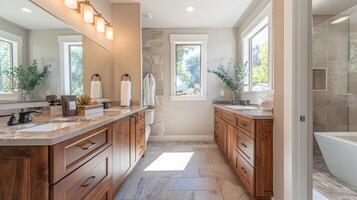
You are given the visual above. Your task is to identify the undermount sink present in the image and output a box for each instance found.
[224,105,259,110]
[17,122,79,133]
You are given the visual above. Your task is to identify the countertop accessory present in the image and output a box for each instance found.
[18,110,39,124]
[0,113,18,126]
[61,96,77,117]
[121,73,132,107]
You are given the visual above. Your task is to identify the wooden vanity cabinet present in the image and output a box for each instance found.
[0,110,147,200]
[214,107,273,200]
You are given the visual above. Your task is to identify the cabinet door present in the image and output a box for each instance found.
[0,146,49,200]
[112,117,131,192]
[130,115,137,165]
[227,126,237,164]
[214,117,222,146]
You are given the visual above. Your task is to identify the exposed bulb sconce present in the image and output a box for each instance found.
[64,0,78,9]
[106,26,113,40]
[95,16,105,33]
[81,3,94,24]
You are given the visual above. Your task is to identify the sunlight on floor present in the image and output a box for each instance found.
[144,152,194,171]
[313,189,329,200]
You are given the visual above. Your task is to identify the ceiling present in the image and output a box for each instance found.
[111,0,254,28]
[0,0,69,30]
[313,0,357,15]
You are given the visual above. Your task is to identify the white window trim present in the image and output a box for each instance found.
[0,29,22,99]
[58,35,82,95]
[170,34,208,101]
[241,2,273,93]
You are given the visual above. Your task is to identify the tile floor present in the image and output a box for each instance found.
[313,155,357,200]
[114,141,249,200]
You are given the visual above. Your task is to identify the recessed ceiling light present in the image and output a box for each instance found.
[331,16,349,24]
[21,8,32,13]
[186,6,195,12]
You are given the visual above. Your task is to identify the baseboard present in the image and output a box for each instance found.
[148,134,214,141]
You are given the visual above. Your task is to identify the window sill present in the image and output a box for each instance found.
[170,96,208,101]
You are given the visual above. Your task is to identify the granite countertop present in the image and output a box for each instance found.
[214,104,274,119]
[0,106,147,146]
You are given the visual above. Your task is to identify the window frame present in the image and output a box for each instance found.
[241,3,273,93]
[58,35,83,95]
[170,34,208,101]
[0,29,22,99]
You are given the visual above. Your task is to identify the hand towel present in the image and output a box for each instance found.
[90,80,102,99]
[121,80,132,106]
[143,74,156,106]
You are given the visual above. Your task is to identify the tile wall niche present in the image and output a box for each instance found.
[142,30,165,136]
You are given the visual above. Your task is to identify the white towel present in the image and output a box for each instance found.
[121,81,132,106]
[90,81,102,99]
[143,74,156,106]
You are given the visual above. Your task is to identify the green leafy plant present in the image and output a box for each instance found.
[208,61,248,93]
[8,60,50,92]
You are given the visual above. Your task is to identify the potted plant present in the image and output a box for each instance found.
[208,61,248,103]
[7,60,50,101]
[77,95,103,116]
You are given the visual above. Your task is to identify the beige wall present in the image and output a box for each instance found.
[83,36,112,98]
[0,17,29,67]
[143,28,237,137]
[112,3,142,103]
[31,0,112,52]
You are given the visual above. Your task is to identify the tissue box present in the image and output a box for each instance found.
[77,104,104,117]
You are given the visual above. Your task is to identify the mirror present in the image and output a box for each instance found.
[0,0,112,103]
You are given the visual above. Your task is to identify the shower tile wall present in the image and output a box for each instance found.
[313,17,350,155]
[142,30,165,136]
[348,21,357,131]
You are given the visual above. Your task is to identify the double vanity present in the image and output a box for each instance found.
[214,104,273,200]
[0,107,147,200]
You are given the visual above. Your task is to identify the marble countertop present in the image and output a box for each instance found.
[0,106,147,146]
[214,104,274,119]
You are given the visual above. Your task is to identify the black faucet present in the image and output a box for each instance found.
[0,113,18,126]
[18,110,40,124]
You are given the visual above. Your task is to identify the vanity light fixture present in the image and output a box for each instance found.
[106,26,113,40]
[186,6,195,12]
[64,0,78,9]
[21,8,32,13]
[95,16,105,33]
[331,16,349,24]
[81,3,94,24]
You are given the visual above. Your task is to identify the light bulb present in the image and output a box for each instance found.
[82,4,94,24]
[64,0,78,9]
[106,26,113,40]
[95,17,105,33]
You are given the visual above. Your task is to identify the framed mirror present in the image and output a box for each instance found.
[0,0,112,104]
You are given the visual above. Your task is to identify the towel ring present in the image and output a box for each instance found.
[91,74,102,81]
[121,73,131,81]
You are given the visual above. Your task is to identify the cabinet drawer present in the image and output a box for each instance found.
[235,151,254,195]
[237,129,255,166]
[84,180,112,200]
[214,107,221,117]
[51,147,112,200]
[214,117,221,133]
[51,124,112,183]
[136,131,146,158]
[237,116,254,138]
[137,121,145,135]
[221,109,236,125]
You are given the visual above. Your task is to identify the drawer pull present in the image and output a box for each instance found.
[81,176,96,187]
[241,167,247,174]
[241,143,248,148]
[241,123,248,127]
[77,141,97,150]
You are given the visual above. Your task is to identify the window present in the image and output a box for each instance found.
[170,34,208,101]
[58,35,83,96]
[0,30,21,95]
[242,8,272,93]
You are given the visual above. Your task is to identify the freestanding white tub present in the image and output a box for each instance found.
[314,132,357,190]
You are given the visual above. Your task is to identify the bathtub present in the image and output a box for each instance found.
[314,132,357,190]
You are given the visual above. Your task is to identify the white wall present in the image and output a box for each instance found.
[144,28,237,138]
